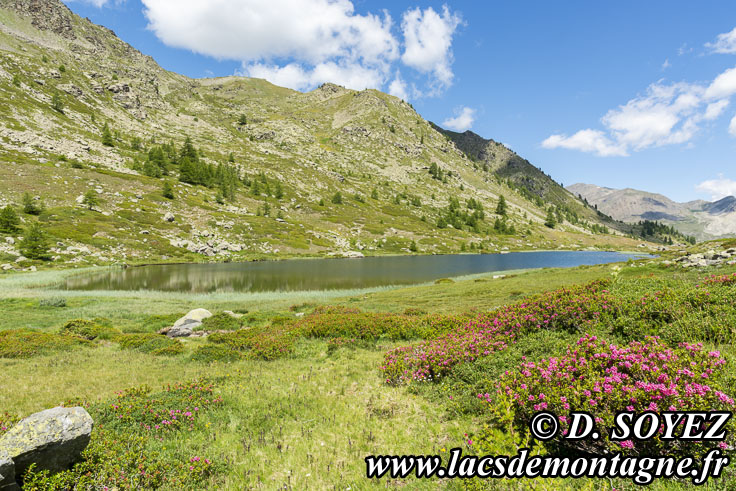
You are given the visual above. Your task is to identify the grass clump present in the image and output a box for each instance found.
[0,329,91,358]
[208,326,294,361]
[38,296,66,308]
[59,318,121,340]
[190,344,242,363]
[118,333,184,356]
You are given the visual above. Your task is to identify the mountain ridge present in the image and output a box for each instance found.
[567,183,736,240]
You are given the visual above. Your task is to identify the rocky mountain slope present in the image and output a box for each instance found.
[567,183,736,240]
[0,0,654,269]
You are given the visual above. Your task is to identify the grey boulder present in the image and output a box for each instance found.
[0,407,93,478]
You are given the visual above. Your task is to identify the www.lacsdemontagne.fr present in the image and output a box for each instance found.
[365,448,730,485]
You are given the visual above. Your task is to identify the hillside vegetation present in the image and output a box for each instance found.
[0,0,659,271]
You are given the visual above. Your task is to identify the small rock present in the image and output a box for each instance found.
[0,407,93,478]
[1,265,12,271]
[4,238,13,245]
[14,257,26,263]
[163,212,175,222]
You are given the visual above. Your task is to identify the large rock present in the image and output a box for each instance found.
[162,309,212,338]
[0,407,93,478]
[0,451,18,491]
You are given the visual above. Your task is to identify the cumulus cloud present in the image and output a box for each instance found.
[542,61,736,156]
[706,27,736,54]
[387,71,409,100]
[696,175,736,200]
[243,61,386,92]
[542,129,627,157]
[401,5,462,90]
[704,99,729,120]
[140,0,461,98]
[441,106,476,132]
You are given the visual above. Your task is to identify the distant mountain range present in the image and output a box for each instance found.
[567,183,736,240]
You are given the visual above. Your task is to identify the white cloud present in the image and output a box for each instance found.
[441,106,476,132]
[243,61,385,92]
[704,66,736,99]
[142,0,397,64]
[542,62,736,156]
[542,129,627,157]
[705,99,730,120]
[387,71,409,100]
[141,0,460,98]
[662,58,671,70]
[696,175,736,200]
[730,114,736,136]
[401,5,462,90]
[706,27,736,54]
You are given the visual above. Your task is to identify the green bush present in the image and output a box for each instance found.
[0,329,91,358]
[118,333,183,356]
[208,326,294,361]
[199,312,242,332]
[190,344,242,363]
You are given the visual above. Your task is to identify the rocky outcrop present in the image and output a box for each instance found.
[673,248,736,268]
[0,407,93,481]
[160,308,212,337]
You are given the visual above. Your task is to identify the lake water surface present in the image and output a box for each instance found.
[63,251,647,294]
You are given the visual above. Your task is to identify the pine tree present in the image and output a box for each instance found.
[331,192,343,204]
[22,193,42,215]
[545,209,556,228]
[0,206,20,234]
[19,222,50,260]
[238,114,248,125]
[82,190,99,210]
[409,240,418,252]
[496,195,507,216]
[101,122,114,147]
[162,181,175,199]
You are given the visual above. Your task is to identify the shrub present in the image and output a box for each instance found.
[24,380,224,489]
[382,280,616,384]
[118,333,184,356]
[198,312,242,332]
[493,334,736,459]
[22,192,42,215]
[38,296,66,308]
[0,329,90,358]
[60,319,121,341]
[96,379,223,434]
[190,344,242,363]
[208,326,294,361]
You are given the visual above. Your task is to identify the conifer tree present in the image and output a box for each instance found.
[19,222,50,260]
[22,192,42,215]
[0,206,20,234]
[496,195,507,216]
[102,122,114,147]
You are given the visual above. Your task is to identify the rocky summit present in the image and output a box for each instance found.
[0,0,664,271]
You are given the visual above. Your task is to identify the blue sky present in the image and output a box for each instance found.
[63,0,736,202]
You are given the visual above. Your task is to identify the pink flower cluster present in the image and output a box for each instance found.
[494,334,735,456]
[382,281,615,384]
